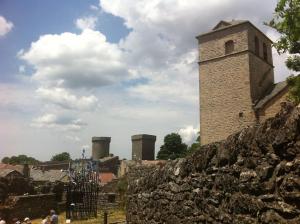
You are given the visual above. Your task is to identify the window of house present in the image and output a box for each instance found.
[225,40,234,54]
[255,36,259,56]
[263,43,268,61]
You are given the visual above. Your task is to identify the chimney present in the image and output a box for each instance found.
[23,163,30,178]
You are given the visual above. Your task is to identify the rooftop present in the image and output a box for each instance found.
[99,172,116,185]
[255,80,289,110]
[196,20,273,43]
[0,168,23,178]
[30,168,69,182]
[0,163,23,173]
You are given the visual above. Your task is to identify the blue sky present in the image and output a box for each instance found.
[0,0,290,161]
[0,0,129,82]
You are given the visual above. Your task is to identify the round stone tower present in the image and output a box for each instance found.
[92,137,111,160]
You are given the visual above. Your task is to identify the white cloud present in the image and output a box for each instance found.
[0,83,37,113]
[90,5,99,11]
[101,0,279,68]
[100,0,288,105]
[19,29,129,89]
[19,65,26,73]
[75,16,98,30]
[265,29,291,82]
[178,125,199,145]
[31,113,87,131]
[7,0,291,161]
[36,87,99,111]
[0,16,13,37]
[66,135,81,142]
[127,50,198,105]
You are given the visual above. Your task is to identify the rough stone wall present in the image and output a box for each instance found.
[0,194,57,222]
[259,91,289,122]
[127,103,300,224]
[200,53,256,145]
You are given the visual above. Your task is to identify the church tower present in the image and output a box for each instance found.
[196,20,274,145]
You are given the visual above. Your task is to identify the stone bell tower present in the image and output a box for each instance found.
[196,20,274,145]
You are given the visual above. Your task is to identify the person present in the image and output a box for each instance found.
[12,218,20,224]
[0,217,6,224]
[24,217,31,224]
[41,215,50,224]
[49,210,58,224]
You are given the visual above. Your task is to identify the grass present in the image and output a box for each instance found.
[31,208,126,224]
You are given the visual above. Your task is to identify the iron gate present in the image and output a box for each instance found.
[66,156,100,220]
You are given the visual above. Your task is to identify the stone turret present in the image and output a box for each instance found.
[131,134,156,160]
[92,137,111,160]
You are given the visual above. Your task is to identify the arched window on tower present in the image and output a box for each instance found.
[255,36,260,56]
[263,43,268,61]
[225,40,234,54]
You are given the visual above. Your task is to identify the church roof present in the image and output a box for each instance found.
[254,80,289,110]
[196,20,273,43]
[212,20,247,30]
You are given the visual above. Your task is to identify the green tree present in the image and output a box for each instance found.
[266,0,300,70]
[266,0,300,103]
[117,177,128,208]
[157,133,188,160]
[187,133,201,155]
[50,152,71,162]
[1,155,39,165]
[287,75,300,103]
[1,157,10,164]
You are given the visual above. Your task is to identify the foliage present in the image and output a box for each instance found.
[287,75,300,103]
[1,154,39,165]
[266,0,300,59]
[187,133,201,155]
[157,133,188,160]
[266,0,300,103]
[50,152,71,161]
[117,177,128,208]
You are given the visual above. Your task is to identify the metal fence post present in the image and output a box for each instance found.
[103,211,108,224]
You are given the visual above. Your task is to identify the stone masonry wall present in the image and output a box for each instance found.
[248,25,274,103]
[127,103,300,223]
[199,23,256,145]
[198,22,275,145]
[0,194,57,222]
[259,91,289,122]
[200,52,256,145]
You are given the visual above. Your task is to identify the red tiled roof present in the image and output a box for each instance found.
[0,163,23,173]
[99,172,116,184]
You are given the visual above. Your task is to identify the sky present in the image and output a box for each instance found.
[0,0,291,161]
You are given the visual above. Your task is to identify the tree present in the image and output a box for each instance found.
[266,0,300,70]
[1,155,39,165]
[157,133,188,160]
[1,157,10,164]
[51,152,71,162]
[187,132,201,155]
[266,0,300,102]
[286,75,300,103]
